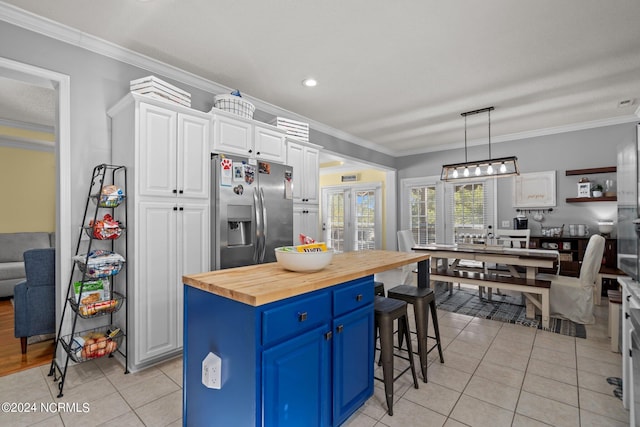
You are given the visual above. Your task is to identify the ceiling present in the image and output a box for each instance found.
[2,0,640,163]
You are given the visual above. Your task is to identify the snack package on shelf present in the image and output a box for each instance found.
[70,328,122,360]
[88,213,122,240]
[73,250,125,278]
[97,185,124,207]
[73,279,110,305]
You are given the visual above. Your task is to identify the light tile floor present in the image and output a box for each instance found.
[0,269,629,426]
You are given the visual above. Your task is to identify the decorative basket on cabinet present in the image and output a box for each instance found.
[213,94,255,119]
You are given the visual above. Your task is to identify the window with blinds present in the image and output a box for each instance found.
[408,184,437,244]
[452,182,485,228]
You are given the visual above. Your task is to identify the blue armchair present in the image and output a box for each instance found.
[14,248,56,354]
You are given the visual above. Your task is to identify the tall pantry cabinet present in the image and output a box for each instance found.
[287,139,321,241]
[108,93,210,371]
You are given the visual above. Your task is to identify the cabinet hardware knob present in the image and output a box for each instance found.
[324,331,333,340]
[248,149,253,154]
[173,206,178,211]
[298,312,308,322]
[355,294,363,302]
[179,190,184,194]
[179,207,184,211]
[628,295,631,302]
[173,189,177,193]
[256,152,261,155]
[336,325,344,333]
[626,312,630,319]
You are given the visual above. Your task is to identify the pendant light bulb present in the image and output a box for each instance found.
[463,167,469,177]
[452,169,459,178]
[500,162,507,173]
[487,164,494,175]
[475,165,481,176]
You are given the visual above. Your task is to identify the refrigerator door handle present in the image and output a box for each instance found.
[253,187,261,264]
[260,188,267,262]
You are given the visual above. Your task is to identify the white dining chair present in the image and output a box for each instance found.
[492,229,531,249]
[536,234,605,324]
[397,230,416,285]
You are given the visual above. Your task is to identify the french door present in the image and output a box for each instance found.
[321,184,382,253]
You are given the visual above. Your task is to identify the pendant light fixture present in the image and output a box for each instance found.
[441,106,519,181]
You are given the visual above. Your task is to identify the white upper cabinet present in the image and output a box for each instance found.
[287,139,320,204]
[254,124,285,162]
[212,114,252,156]
[211,112,286,163]
[138,101,210,199]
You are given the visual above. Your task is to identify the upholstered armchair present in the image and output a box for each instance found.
[537,234,605,324]
[14,248,56,354]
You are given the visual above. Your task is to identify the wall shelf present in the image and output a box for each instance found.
[565,166,617,202]
[565,166,616,176]
[566,196,617,203]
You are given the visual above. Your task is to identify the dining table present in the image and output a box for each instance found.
[412,243,560,328]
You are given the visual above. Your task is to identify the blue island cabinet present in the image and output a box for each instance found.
[183,276,375,427]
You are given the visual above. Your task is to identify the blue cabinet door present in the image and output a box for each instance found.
[263,324,332,427]
[332,305,375,425]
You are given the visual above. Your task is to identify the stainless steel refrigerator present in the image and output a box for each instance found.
[211,153,294,269]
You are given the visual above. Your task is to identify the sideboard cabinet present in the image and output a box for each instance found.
[529,235,617,289]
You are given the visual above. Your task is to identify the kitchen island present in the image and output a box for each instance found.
[182,250,430,427]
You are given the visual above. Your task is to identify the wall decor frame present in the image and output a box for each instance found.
[513,170,556,207]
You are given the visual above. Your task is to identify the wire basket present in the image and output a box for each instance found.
[69,291,125,318]
[213,94,255,119]
[61,325,124,363]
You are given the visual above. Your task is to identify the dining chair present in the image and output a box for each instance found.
[492,229,530,249]
[397,230,416,285]
[536,234,605,324]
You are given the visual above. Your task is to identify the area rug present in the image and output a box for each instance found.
[432,282,587,338]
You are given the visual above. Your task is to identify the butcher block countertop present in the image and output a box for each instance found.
[183,250,430,306]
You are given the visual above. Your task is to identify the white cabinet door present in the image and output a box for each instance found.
[213,115,252,156]
[293,204,320,242]
[254,125,285,163]
[178,114,210,199]
[139,103,177,197]
[287,142,305,202]
[136,201,208,364]
[302,146,320,204]
[287,141,320,204]
[176,203,209,345]
[136,202,179,365]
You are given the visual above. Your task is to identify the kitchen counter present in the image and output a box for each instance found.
[183,250,430,426]
[183,249,431,306]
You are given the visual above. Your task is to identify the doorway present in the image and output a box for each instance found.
[321,184,382,253]
[0,56,71,374]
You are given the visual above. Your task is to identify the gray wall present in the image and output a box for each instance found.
[396,123,638,237]
[2,18,636,244]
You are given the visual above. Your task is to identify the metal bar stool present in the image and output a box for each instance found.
[387,284,444,383]
[374,295,419,416]
[374,281,385,297]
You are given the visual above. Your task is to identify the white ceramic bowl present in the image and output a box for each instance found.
[274,247,334,272]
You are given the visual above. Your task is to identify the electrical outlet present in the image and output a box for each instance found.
[501,220,510,228]
[202,352,222,389]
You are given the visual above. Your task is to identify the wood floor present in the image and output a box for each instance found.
[0,298,54,377]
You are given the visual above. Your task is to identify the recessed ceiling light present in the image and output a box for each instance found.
[302,78,317,87]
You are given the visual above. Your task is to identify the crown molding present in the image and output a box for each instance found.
[0,134,54,152]
[0,117,54,133]
[0,2,395,156]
